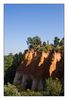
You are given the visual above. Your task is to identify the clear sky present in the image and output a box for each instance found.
[4,4,64,55]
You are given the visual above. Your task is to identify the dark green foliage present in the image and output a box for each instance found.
[4,54,13,75]
[4,78,63,96]
[4,83,42,96]
[4,83,21,96]
[54,37,60,47]
[44,78,62,96]
[54,37,64,47]
[4,52,23,84]
[43,41,46,46]
[59,37,64,46]
[26,36,41,50]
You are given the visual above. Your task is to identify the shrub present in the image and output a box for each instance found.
[4,83,42,96]
[4,83,21,96]
[4,78,63,96]
[44,78,62,96]
[21,89,42,96]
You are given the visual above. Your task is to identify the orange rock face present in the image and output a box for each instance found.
[14,49,64,87]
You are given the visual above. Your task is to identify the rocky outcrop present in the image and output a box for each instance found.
[13,49,64,91]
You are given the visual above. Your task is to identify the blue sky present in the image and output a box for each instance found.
[4,4,64,55]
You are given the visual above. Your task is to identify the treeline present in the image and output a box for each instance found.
[4,52,24,84]
[26,36,64,51]
[4,36,64,96]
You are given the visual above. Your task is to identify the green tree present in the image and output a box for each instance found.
[4,52,23,84]
[26,36,41,50]
[54,37,60,47]
[59,37,64,46]
[43,41,46,46]
[4,54,13,75]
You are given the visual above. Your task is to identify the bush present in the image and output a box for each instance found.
[44,78,62,96]
[4,78,63,96]
[21,89,42,96]
[4,83,21,96]
[4,83,42,96]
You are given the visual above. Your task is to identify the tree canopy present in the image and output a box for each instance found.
[54,36,60,47]
[26,36,41,50]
